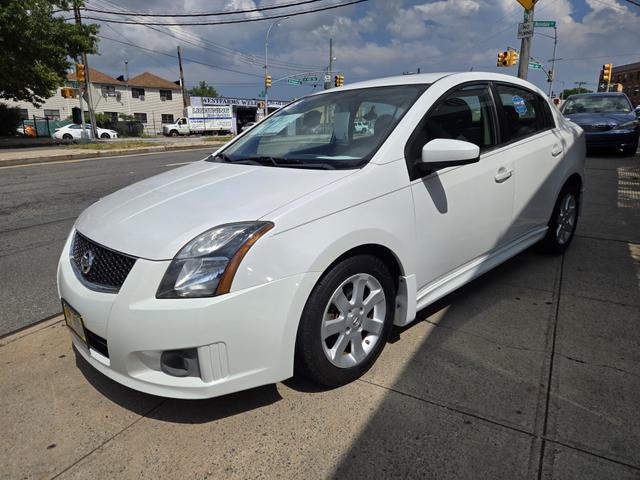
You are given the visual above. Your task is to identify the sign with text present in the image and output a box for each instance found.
[534,20,556,27]
[517,22,534,39]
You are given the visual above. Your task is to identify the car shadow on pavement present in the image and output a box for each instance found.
[74,348,283,424]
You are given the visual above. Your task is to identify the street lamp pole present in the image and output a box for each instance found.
[264,17,288,117]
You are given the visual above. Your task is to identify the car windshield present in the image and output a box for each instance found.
[210,84,428,169]
[562,95,631,114]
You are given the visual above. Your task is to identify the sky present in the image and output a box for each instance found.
[81,0,640,101]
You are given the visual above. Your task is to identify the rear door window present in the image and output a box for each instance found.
[495,84,547,143]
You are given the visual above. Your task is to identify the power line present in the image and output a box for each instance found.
[86,0,325,71]
[78,0,368,26]
[97,35,265,78]
[83,0,329,17]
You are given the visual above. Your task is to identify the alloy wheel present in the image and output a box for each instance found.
[556,193,577,245]
[321,273,386,368]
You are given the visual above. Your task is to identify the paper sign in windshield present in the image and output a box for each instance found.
[512,96,528,115]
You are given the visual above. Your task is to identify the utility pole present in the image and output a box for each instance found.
[574,80,588,92]
[547,26,557,97]
[124,59,131,115]
[517,6,534,80]
[325,38,333,90]
[177,46,187,108]
[73,2,97,139]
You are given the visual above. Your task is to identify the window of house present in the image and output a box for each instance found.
[134,112,148,123]
[495,84,547,143]
[104,112,118,122]
[17,109,29,120]
[160,90,173,101]
[161,114,174,123]
[132,88,145,98]
[44,109,60,120]
[101,86,116,97]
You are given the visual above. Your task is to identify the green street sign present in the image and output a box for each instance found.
[258,90,265,98]
[534,20,556,27]
[302,76,319,83]
[528,62,543,70]
[287,78,303,85]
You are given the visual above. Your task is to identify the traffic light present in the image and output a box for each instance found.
[507,50,519,66]
[602,64,612,83]
[60,87,78,98]
[265,75,272,88]
[497,51,509,67]
[75,63,86,83]
[334,74,344,87]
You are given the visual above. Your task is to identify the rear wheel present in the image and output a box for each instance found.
[295,255,395,387]
[537,184,579,255]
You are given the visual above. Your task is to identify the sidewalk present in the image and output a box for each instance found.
[1,155,638,479]
[0,138,225,167]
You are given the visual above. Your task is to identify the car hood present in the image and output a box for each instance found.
[563,112,635,126]
[76,160,354,260]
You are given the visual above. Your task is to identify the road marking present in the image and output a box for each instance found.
[165,161,196,167]
[0,147,213,171]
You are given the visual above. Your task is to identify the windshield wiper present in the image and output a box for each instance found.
[209,152,232,163]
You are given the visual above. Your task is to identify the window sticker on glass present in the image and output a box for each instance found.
[512,95,528,116]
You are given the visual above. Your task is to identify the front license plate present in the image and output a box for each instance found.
[62,300,86,344]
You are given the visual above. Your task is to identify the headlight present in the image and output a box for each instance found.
[156,222,273,298]
[615,119,639,129]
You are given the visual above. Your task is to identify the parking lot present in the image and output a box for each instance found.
[1,152,639,479]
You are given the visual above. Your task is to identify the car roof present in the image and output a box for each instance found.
[566,92,627,98]
[309,71,549,98]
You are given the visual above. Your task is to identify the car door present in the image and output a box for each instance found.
[407,82,515,292]
[493,83,562,239]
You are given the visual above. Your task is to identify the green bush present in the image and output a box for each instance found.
[0,103,23,136]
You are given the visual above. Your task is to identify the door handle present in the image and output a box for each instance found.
[494,167,513,183]
[551,144,563,157]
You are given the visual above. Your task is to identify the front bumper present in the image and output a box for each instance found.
[57,233,319,399]
[583,129,639,148]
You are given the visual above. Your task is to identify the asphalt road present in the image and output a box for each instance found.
[0,148,213,337]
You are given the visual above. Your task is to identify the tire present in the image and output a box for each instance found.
[537,183,580,255]
[295,254,396,387]
[100,133,110,139]
[170,130,179,137]
[62,134,73,140]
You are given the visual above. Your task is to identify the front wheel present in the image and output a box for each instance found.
[295,255,395,387]
[100,133,110,139]
[537,185,579,255]
[170,130,179,137]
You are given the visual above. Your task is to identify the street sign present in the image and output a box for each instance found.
[258,90,265,98]
[324,74,331,82]
[287,79,303,85]
[528,62,543,70]
[302,76,319,83]
[517,22,534,39]
[534,20,556,27]
[515,0,538,10]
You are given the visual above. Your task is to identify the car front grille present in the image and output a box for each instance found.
[581,124,614,132]
[71,232,137,293]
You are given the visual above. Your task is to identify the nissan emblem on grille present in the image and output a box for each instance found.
[71,232,137,293]
[80,250,95,274]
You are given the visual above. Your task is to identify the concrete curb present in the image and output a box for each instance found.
[0,142,223,168]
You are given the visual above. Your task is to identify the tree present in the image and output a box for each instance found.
[187,81,219,98]
[0,1,98,106]
[560,87,593,98]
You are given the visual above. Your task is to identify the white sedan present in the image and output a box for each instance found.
[58,72,585,399]
[53,124,118,140]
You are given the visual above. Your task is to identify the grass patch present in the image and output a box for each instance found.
[203,135,233,142]
[66,140,162,150]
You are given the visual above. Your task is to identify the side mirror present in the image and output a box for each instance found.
[420,138,480,170]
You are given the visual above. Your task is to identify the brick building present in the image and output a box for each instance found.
[610,61,640,107]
